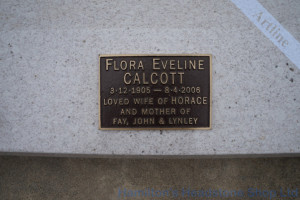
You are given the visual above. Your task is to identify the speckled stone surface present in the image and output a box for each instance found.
[0,0,299,156]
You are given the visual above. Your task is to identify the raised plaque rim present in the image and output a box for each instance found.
[98,54,212,130]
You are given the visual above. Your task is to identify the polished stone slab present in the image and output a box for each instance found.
[0,0,299,156]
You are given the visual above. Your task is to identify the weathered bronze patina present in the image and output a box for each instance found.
[99,54,211,130]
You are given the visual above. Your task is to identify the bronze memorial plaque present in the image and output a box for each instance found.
[99,54,211,130]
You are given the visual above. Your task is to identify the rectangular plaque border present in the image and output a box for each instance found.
[98,54,212,130]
